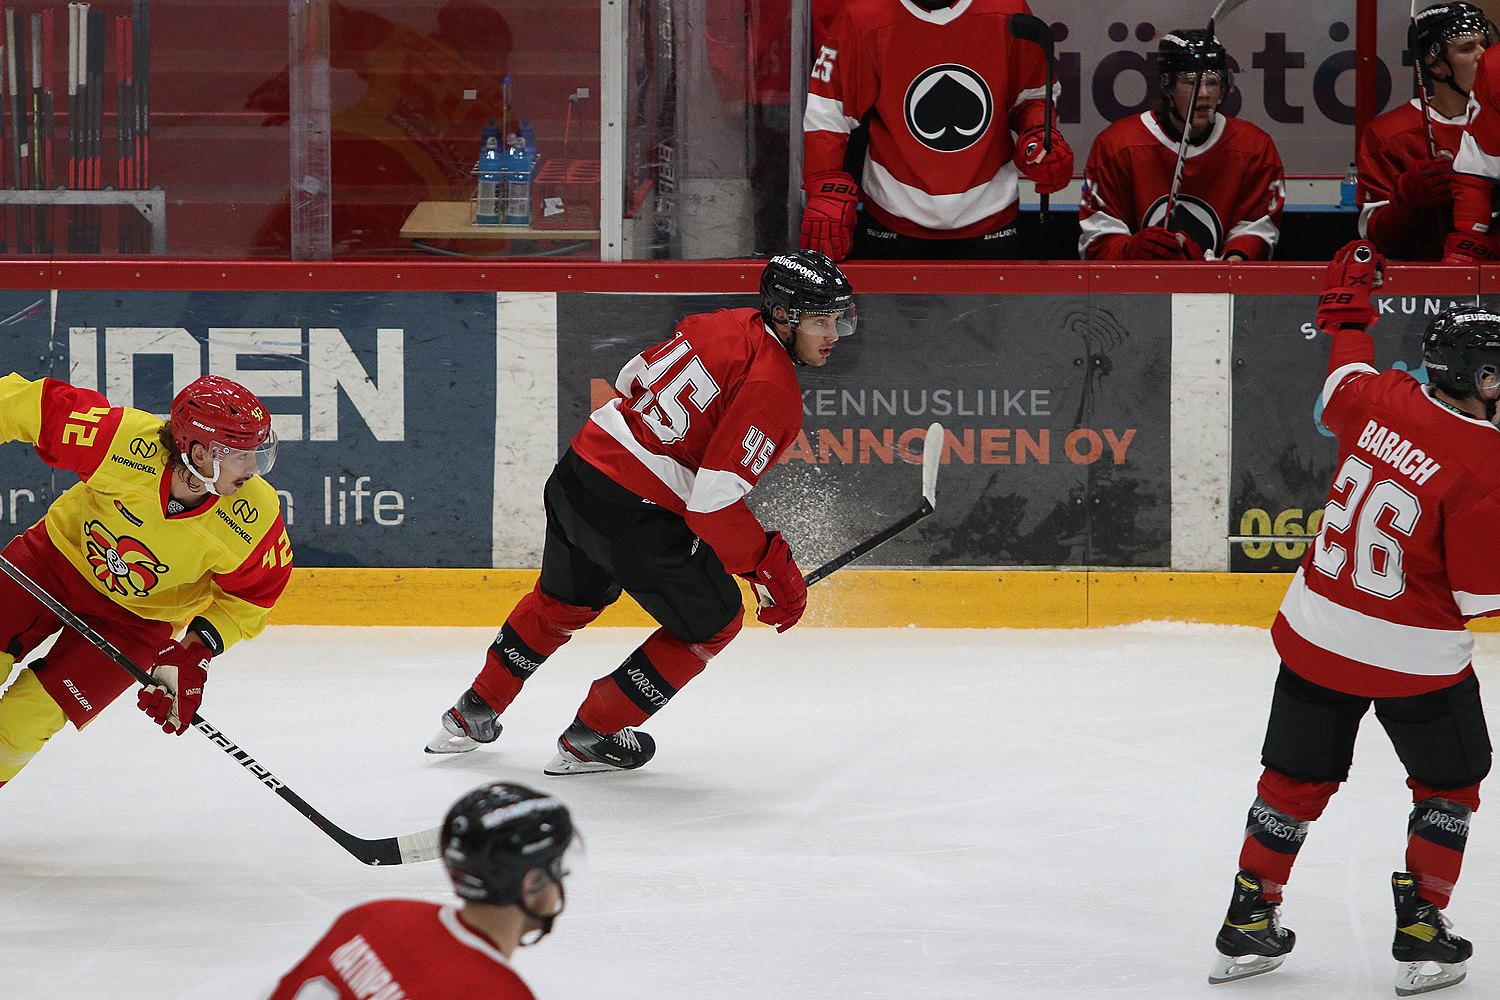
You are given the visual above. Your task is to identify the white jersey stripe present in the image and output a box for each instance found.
[1454,588,1500,616]
[1321,362,1377,408]
[804,92,859,136]
[438,904,513,967]
[589,399,696,504]
[1455,129,1500,181]
[862,156,1020,230]
[1279,568,1473,676]
[688,467,756,515]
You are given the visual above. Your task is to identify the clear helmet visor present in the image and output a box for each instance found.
[214,431,279,477]
[802,303,858,339]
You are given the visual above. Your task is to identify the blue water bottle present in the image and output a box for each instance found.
[1339,162,1357,210]
[502,135,533,226]
[475,118,502,225]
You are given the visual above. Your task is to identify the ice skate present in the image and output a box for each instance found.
[1392,872,1470,996]
[1208,871,1296,985]
[424,688,503,755]
[543,716,656,775]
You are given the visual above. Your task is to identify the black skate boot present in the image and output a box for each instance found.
[543,716,656,775]
[1392,871,1471,996]
[424,688,503,755]
[1208,871,1296,985]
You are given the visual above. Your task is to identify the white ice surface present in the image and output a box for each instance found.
[3,623,1498,1000]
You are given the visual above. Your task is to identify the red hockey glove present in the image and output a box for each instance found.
[799,171,858,262]
[1443,229,1500,265]
[744,531,807,633]
[1393,157,1455,214]
[1014,126,1074,195]
[1121,226,1202,261]
[1316,239,1384,332]
[136,640,210,735]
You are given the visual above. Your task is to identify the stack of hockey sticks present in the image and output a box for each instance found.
[116,0,147,253]
[66,1,105,253]
[0,553,442,866]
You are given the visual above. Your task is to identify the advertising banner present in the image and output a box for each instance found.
[1228,291,1487,572]
[557,291,1172,569]
[0,291,496,567]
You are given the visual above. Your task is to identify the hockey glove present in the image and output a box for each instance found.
[136,640,210,735]
[799,171,859,262]
[1121,226,1202,261]
[1443,229,1500,265]
[1393,158,1455,214]
[1014,125,1074,195]
[1316,239,1384,332]
[744,531,807,633]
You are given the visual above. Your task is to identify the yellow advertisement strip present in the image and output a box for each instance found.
[276,568,1481,630]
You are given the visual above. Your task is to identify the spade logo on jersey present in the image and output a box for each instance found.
[82,520,170,597]
[904,64,993,153]
[1142,194,1222,259]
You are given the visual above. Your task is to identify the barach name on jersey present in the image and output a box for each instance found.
[1355,419,1442,486]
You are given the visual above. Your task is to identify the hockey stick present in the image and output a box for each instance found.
[1409,0,1439,159]
[1164,0,1253,230]
[803,421,942,586]
[1008,13,1056,238]
[0,553,442,866]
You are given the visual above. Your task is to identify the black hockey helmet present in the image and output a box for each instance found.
[759,250,857,342]
[1423,305,1500,398]
[1412,3,1495,70]
[442,782,576,908]
[1158,28,1233,94]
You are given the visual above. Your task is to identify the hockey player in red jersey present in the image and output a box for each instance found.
[1362,3,1491,261]
[426,251,856,772]
[0,373,290,788]
[800,0,1071,261]
[1446,9,1500,262]
[1079,29,1284,262]
[270,782,576,1000]
[1209,241,1494,996]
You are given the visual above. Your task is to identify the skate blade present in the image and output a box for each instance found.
[1209,952,1286,985]
[424,729,481,755]
[1396,960,1466,996]
[543,748,622,776]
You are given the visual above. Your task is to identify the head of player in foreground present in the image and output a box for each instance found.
[1422,304,1500,421]
[759,249,857,368]
[442,781,580,953]
[166,375,278,499]
[1157,29,1233,141]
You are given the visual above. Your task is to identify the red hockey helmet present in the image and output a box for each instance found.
[169,375,278,477]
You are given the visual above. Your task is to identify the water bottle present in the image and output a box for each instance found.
[474,118,502,225]
[502,135,533,226]
[1339,162,1357,209]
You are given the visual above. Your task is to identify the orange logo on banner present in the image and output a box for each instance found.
[82,520,170,597]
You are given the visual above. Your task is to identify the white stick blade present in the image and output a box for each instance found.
[922,421,942,507]
[397,826,443,864]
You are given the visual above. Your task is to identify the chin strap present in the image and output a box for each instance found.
[181,455,224,496]
[516,876,566,947]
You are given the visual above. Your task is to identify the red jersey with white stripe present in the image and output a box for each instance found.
[268,900,537,1000]
[1271,330,1500,698]
[1358,99,1465,260]
[569,308,803,575]
[803,0,1052,240]
[1453,46,1500,232]
[1079,111,1285,260]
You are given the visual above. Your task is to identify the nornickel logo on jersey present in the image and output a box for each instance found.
[904,64,993,153]
[129,437,159,460]
[232,498,259,524]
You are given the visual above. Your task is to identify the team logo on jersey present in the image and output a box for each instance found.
[231,498,259,524]
[112,499,144,527]
[904,64,992,152]
[82,520,169,597]
[129,437,158,459]
[1142,195,1222,259]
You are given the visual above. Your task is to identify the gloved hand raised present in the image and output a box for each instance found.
[136,639,211,735]
[799,171,859,262]
[743,531,807,633]
[1316,239,1385,332]
[1122,226,1203,261]
[1014,125,1074,195]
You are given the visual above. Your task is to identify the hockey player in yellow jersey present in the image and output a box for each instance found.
[0,372,292,787]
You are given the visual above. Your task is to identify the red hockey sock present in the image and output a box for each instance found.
[1404,781,1479,909]
[472,582,603,713]
[577,614,742,733]
[1238,768,1338,903]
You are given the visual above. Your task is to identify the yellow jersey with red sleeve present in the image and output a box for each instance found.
[0,373,292,650]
